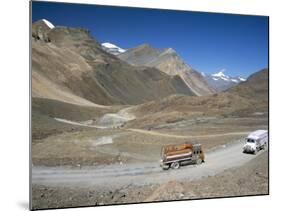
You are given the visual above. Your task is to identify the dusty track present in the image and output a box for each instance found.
[127,129,251,139]
[54,116,251,139]
[54,107,135,129]
[32,140,267,188]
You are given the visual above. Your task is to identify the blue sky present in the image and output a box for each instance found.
[32,1,268,78]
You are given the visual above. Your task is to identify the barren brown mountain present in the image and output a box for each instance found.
[228,68,268,100]
[32,20,197,107]
[126,68,268,129]
[118,44,215,96]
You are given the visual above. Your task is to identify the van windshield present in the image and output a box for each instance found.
[247,139,255,143]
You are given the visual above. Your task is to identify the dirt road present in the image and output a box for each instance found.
[54,106,135,129]
[32,140,267,188]
[128,128,251,139]
[54,116,251,139]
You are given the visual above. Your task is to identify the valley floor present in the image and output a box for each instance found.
[31,146,268,209]
[32,114,268,166]
[31,112,268,210]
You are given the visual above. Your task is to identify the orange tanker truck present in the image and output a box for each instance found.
[160,142,205,170]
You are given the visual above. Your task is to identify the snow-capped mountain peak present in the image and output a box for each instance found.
[212,69,226,78]
[42,19,55,29]
[211,69,230,81]
[202,69,247,91]
[101,42,126,55]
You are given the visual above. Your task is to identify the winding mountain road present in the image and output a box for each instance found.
[32,140,267,188]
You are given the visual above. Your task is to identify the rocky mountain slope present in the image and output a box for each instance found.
[126,68,268,128]
[118,44,215,96]
[32,20,197,106]
[228,68,268,100]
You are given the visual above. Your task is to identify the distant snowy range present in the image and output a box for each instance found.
[201,69,246,91]
[102,42,246,92]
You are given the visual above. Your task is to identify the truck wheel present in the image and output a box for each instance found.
[162,164,170,170]
[171,162,180,169]
[253,149,257,155]
[196,159,202,165]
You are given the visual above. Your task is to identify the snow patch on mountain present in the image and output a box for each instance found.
[42,19,55,29]
[239,77,246,81]
[102,42,126,55]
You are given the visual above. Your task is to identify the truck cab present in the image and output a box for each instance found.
[192,144,205,164]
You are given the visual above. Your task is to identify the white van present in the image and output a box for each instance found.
[243,130,268,154]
